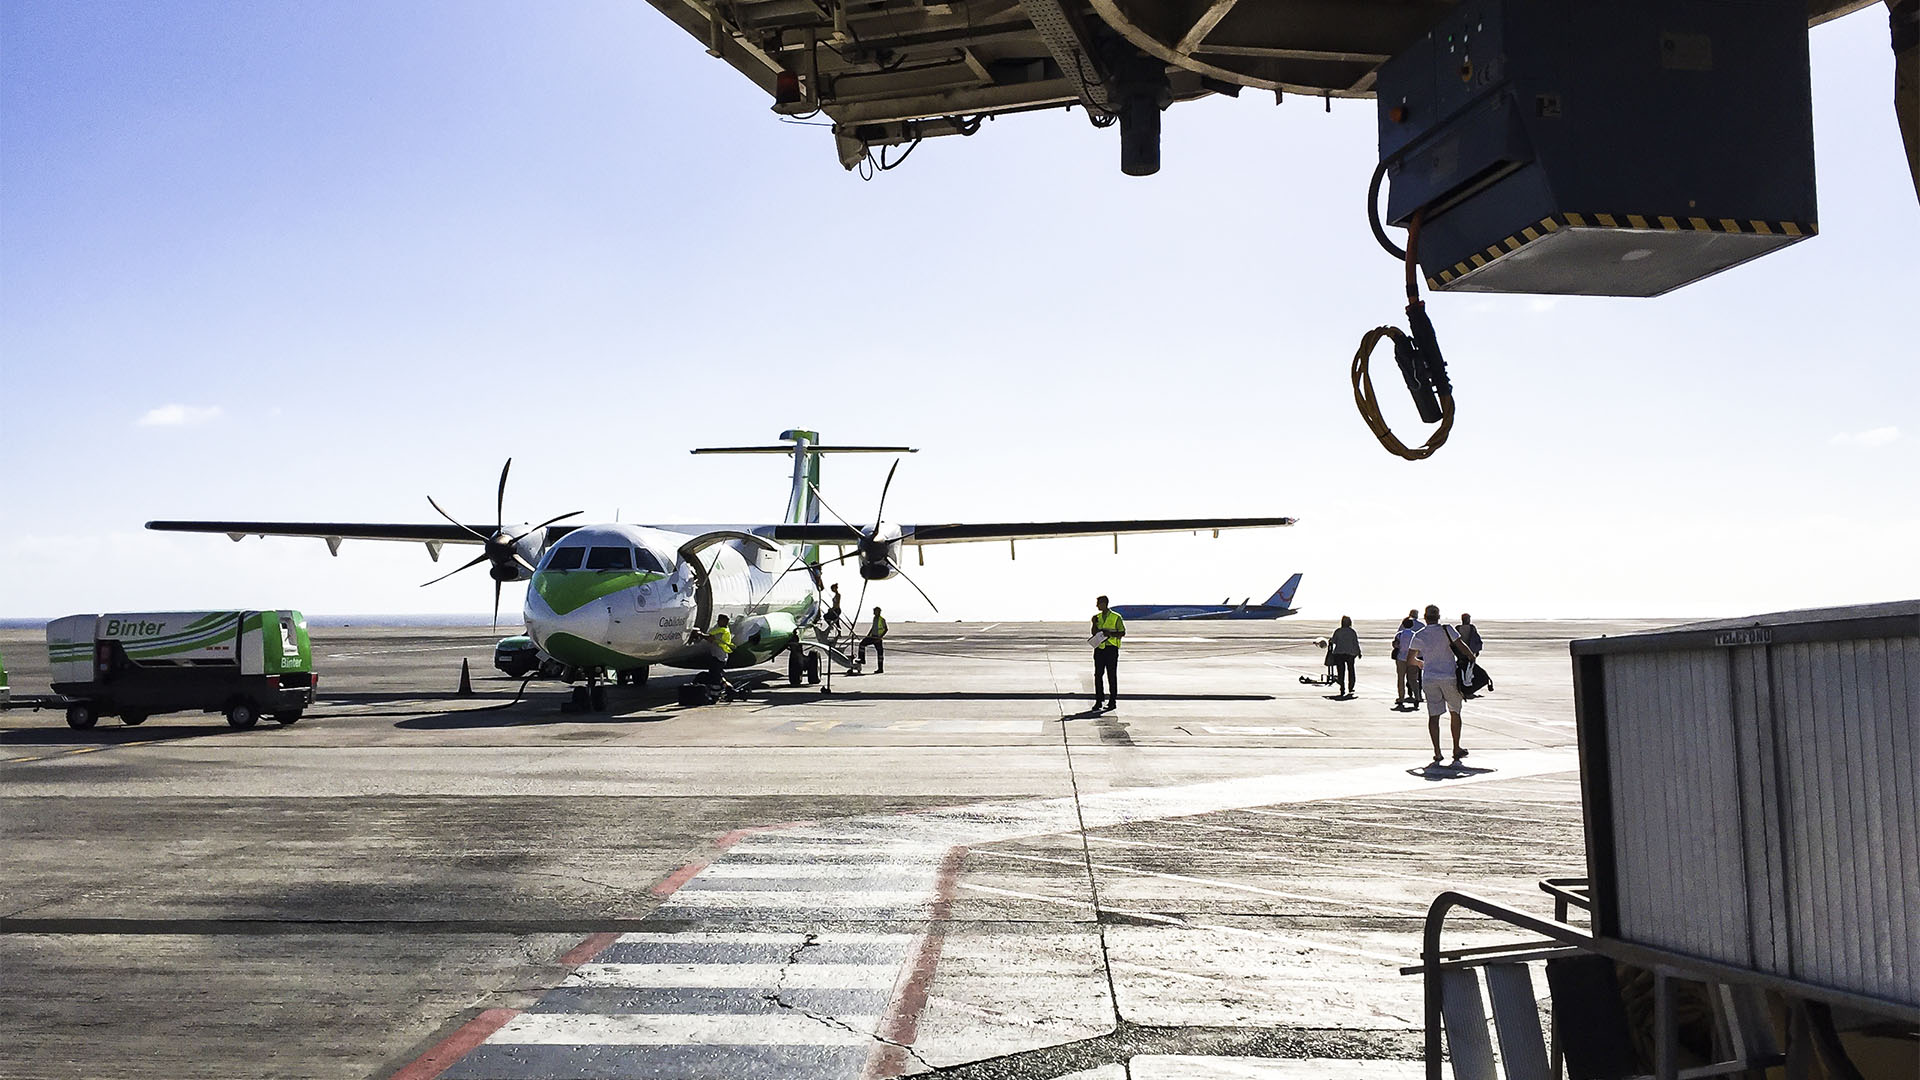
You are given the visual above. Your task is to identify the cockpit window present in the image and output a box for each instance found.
[543,546,584,571]
[635,548,666,573]
[585,546,632,571]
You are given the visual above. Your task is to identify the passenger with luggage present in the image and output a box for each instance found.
[1406,604,1476,764]
[1327,616,1361,699]
[1458,613,1494,697]
[1392,617,1422,710]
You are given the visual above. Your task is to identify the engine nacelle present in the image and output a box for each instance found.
[485,524,544,583]
[856,524,904,581]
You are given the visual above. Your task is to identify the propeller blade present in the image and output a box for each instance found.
[851,577,871,640]
[495,459,512,533]
[492,578,502,635]
[428,496,492,543]
[887,558,939,613]
[420,550,491,588]
[872,459,899,532]
[807,481,861,535]
[512,509,584,541]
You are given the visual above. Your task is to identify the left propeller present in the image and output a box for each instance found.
[420,459,583,632]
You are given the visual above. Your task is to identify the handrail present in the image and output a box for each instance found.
[1422,891,1598,1080]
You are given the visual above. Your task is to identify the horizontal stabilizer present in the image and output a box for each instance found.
[692,446,917,455]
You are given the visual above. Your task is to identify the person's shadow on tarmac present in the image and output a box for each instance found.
[1408,760,1498,781]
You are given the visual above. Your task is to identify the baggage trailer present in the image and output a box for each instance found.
[46,611,316,730]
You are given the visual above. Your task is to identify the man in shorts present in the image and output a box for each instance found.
[1407,604,1475,763]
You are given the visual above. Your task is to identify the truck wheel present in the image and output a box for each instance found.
[226,702,259,729]
[66,704,97,730]
[121,712,148,727]
[272,712,301,726]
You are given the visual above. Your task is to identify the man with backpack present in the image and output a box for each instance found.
[1406,604,1476,764]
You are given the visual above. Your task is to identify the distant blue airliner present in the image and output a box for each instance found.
[1111,574,1303,621]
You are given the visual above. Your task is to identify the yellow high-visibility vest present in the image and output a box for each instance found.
[1093,610,1125,649]
[710,626,734,655]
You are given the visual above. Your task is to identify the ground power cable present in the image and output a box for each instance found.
[1353,189,1456,460]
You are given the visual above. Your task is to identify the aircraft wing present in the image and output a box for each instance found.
[770,516,1295,545]
[146,521,578,544]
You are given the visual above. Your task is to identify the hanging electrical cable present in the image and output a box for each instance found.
[1350,206,1455,460]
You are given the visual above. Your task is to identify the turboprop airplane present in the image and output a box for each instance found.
[1111,573,1304,621]
[148,431,1295,707]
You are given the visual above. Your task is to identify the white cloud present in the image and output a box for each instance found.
[136,404,223,428]
[1830,426,1900,448]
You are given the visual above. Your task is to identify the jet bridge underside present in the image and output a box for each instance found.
[644,0,1893,174]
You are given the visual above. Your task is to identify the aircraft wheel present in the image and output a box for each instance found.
[589,685,607,711]
[121,712,148,727]
[805,654,820,685]
[66,704,97,730]
[226,702,259,730]
[788,647,804,687]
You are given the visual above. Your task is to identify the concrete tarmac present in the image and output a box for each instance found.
[0,619,1651,1079]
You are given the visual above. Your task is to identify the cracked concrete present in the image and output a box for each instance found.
[0,620,1601,1079]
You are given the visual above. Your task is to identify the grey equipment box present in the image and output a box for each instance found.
[1375,0,1816,297]
[1570,603,1918,1014]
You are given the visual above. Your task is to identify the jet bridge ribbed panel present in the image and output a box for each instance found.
[1572,602,1920,1014]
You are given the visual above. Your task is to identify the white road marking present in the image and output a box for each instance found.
[1199,725,1324,736]
[971,849,1427,918]
[567,963,902,990]
[656,889,930,909]
[610,931,918,946]
[489,1011,883,1046]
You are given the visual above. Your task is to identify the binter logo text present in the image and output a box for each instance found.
[104,619,166,637]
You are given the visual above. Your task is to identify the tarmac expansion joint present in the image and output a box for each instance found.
[764,930,941,1074]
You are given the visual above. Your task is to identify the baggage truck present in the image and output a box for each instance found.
[47,611,316,730]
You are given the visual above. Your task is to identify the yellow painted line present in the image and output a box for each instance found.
[1783,222,1803,237]
[66,746,105,755]
[1486,244,1503,258]
[1563,213,1585,228]
[1470,254,1487,268]
[1658,215,1680,230]
[1688,216,1710,230]
[7,756,41,763]
[1751,220,1772,235]
[1596,213,1618,227]
[1626,214,1648,229]
[1521,227,1540,241]
[1719,218,1741,232]
[1504,236,1523,251]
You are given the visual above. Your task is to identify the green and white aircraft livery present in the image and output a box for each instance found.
[148,430,1296,684]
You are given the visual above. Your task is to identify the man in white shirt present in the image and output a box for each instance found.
[1407,604,1476,763]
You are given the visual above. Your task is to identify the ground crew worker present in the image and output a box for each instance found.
[690,614,736,699]
[857,607,887,673]
[1091,595,1125,711]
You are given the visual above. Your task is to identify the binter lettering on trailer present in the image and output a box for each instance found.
[1714,628,1772,647]
[103,619,166,637]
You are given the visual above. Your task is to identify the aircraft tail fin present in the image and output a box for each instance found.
[1265,573,1303,608]
[690,432,917,528]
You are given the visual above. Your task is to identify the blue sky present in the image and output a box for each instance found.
[3,2,1915,622]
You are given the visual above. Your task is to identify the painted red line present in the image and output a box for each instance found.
[557,931,622,967]
[863,844,969,1080]
[389,818,814,1079]
[386,1007,519,1080]
[651,820,811,898]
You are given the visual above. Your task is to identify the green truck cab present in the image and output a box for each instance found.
[47,610,316,730]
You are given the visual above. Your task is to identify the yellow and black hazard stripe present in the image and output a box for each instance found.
[1428,212,1820,289]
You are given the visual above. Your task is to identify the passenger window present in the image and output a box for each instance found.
[544,547,584,571]
[635,548,666,573]
[585,547,632,571]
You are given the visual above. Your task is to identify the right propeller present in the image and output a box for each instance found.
[811,458,939,618]
[420,458,582,632]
